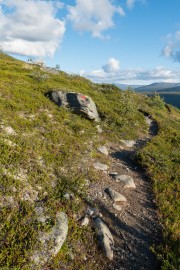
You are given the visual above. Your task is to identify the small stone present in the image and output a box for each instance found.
[105,188,126,202]
[63,193,74,200]
[115,174,136,189]
[109,172,118,177]
[97,146,108,156]
[96,125,102,133]
[93,162,108,171]
[3,126,16,135]
[87,207,98,218]
[113,204,122,211]
[120,140,136,148]
[145,116,152,126]
[80,216,89,226]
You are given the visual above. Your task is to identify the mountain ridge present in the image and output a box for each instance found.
[115,82,180,92]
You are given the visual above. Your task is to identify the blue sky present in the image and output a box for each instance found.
[0,0,180,85]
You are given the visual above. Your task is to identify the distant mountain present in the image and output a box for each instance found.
[114,83,141,90]
[135,82,180,93]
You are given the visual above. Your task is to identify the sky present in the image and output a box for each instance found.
[0,0,180,85]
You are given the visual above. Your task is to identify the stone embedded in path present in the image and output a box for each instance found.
[105,187,126,203]
[94,217,114,260]
[93,162,108,171]
[31,212,68,266]
[120,140,136,148]
[115,174,136,189]
[97,146,108,156]
[113,203,122,211]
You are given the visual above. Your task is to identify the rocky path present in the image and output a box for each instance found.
[86,116,162,269]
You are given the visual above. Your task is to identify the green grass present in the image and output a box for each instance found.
[0,52,179,269]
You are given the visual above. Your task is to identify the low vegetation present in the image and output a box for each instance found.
[0,52,179,269]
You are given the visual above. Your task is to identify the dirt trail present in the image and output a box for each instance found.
[88,116,162,270]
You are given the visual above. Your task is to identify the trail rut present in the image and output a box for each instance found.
[88,115,162,270]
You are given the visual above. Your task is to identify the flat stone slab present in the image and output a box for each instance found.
[105,187,127,202]
[120,140,136,147]
[97,146,108,156]
[94,217,114,260]
[93,162,108,171]
[113,203,122,211]
[115,174,136,188]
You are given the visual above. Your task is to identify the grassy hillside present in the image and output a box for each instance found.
[0,52,179,269]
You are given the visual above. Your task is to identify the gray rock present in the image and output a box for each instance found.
[48,90,99,121]
[94,217,114,260]
[35,206,49,223]
[109,172,118,177]
[145,116,152,126]
[96,125,102,133]
[31,212,68,266]
[80,216,90,226]
[93,162,108,171]
[87,207,100,218]
[115,174,136,188]
[63,192,74,200]
[105,188,126,202]
[97,146,108,156]
[120,140,136,147]
[113,203,122,211]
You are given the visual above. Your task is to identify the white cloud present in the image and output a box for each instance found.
[67,0,125,38]
[102,58,120,73]
[126,0,145,9]
[126,0,136,9]
[162,30,180,62]
[0,0,65,57]
[80,60,180,84]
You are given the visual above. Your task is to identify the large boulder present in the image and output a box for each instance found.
[47,90,99,121]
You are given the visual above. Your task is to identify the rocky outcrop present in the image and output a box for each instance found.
[47,90,99,121]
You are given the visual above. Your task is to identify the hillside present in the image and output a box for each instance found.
[0,53,179,270]
[135,82,180,93]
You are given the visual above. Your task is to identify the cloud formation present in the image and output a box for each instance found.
[126,0,145,9]
[102,58,120,73]
[0,0,65,57]
[67,0,125,38]
[162,31,180,62]
[81,59,180,84]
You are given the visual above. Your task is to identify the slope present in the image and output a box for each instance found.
[0,52,179,270]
